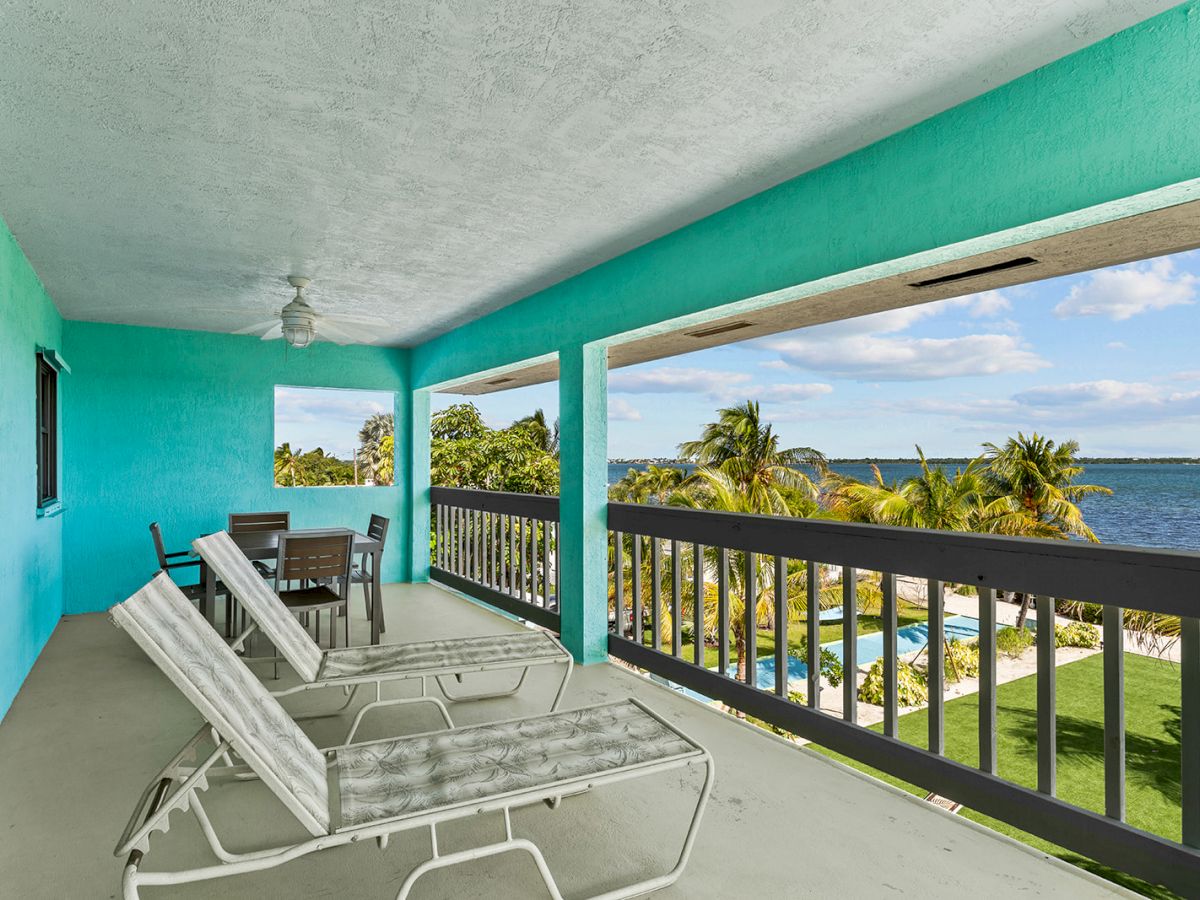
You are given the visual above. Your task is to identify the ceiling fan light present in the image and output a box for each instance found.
[282,323,315,348]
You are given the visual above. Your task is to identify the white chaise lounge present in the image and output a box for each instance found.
[112,573,713,899]
[194,531,572,740]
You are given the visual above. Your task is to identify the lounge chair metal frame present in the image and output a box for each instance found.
[112,575,713,900]
[195,531,573,741]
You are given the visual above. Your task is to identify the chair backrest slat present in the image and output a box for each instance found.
[111,573,329,836]
[228,511,291,534]
[193,532,324,682]
[148,522,169,568]
[277,532,354,584]
[367,514,390,544]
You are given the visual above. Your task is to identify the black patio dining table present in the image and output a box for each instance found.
[199,527,385,645]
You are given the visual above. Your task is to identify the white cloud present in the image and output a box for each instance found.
[1105,341,1127,350]
[1011,379,1200,423]
[962,290,1011,318]
[761,332,1048,381]
[607,397,642,421]
[608,366,753,398]
[757,383,833,402]
[1054,258,1197,320]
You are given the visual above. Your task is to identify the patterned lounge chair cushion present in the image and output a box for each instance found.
[318,631,567,680]
[335,699,699,828]
[194,531,324,683]
[111,573,331,834]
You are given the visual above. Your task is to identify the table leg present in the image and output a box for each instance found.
[371,549,382,644]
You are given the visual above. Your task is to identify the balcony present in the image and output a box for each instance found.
[0,575,1145,898]
[3,3,1200,898]
[431,486,1200,897]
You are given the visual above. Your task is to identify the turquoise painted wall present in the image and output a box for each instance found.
[61,322,411,614]
[411,2,1200,388]
[0,219,64,720]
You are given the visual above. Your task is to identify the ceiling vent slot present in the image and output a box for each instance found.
[685,321,754,339]
[485,376,515,386]
[908,256,1039,288]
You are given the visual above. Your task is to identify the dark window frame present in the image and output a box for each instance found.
[36,354,58,507]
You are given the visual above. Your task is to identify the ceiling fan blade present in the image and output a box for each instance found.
[315,319,362,345]
[233,319,279,336]
[259,322,284,341]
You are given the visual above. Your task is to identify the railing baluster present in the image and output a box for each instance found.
[978,586,997,773]
[1102,604,1125,820]
[693,543,704,667]
[928,579,944,753]
[543,520,552,609]
[718,548,730,675]
[807,561,819,710]
[489,511,497,587]
[613,532,624,637]
[554,522,561,611]
[531,519,541,606]
[631,536,643,646]
[518,517,527,601]
[671,540,682,656]
[1181,616,1199,847]
[651,538,662,652]
[458,507,466,577]
[474,509,482,582]
[1037,594,1056,795]
[508,514,517,596]
[775,555,787,698]
[745,552,757,687]
[843,567,857,723]
[882,572,898,738]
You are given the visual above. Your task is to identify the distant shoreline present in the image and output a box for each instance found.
[609,457,1200,465]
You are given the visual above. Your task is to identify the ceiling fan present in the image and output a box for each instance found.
[235,276,385,348]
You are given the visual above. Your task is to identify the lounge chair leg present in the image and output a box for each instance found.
[343,683,454,744]
[395,824,566,900]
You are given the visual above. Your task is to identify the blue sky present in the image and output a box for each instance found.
[434,249,1200,459]
[274,386,394,460]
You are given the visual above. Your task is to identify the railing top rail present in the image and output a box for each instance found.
[431,486,560,519]
[608,501,1200,617]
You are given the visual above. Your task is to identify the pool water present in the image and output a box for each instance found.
[730,614,1004,692]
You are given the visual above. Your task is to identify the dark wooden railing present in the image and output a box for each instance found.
[608,501,1200,897]
[430,486,560,631]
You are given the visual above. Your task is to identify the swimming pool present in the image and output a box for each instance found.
[731,614,996,692]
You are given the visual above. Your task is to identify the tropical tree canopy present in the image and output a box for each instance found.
[357,412,395,486]
[431,403,559,494]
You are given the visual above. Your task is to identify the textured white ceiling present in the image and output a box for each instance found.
[0,0,1175,346]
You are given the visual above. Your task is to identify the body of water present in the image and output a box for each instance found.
[608,462,1200,551]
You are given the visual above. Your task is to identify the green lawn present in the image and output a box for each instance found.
[813,652,1183,898]
[642,599,928,670]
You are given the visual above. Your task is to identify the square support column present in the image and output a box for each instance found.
[408,388,431,583]
[558,342,608,664]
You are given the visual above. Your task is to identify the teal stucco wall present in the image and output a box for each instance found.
[60,322,411,615]
[0,219,64,720]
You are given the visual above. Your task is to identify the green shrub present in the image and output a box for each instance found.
[858,657,928,706]
[1055,621,1100,649]
[818,647,843,688]
[996,625,1034,658]
[944,639,980,682]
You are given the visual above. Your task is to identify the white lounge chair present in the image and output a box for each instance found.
[194,530,572,741]
[112,574,713,899]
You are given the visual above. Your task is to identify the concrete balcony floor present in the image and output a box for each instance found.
[0,583,1134,898]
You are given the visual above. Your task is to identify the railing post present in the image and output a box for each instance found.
[407,388,431,582]
[557,342,609,664]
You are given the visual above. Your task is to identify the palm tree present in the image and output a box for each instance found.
[357,413,394,484]
[678,400,826,509]
[981,433,1112,628]
[514,409,559,455]
[274,442,302,487]
[824,447,989,531]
